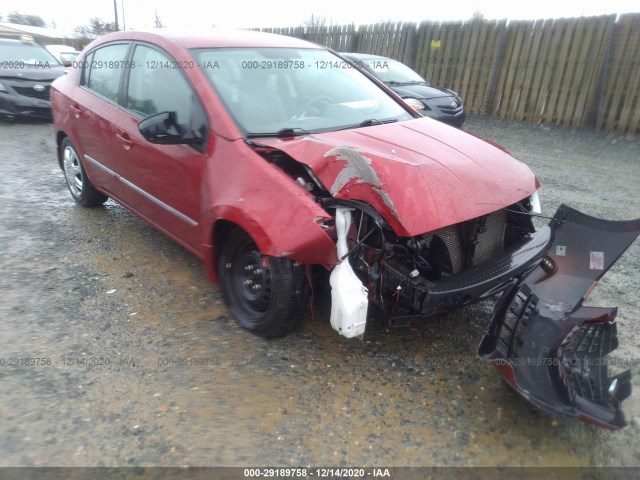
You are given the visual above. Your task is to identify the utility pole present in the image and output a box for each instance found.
[113,0,119,30]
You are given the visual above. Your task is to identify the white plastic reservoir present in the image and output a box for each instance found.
[330,207,369,338]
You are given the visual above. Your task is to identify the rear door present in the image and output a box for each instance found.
[73,43,131,197]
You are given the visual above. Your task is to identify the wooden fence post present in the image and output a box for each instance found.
[405,23,417,68]
[596,16,617,131]
[482,20,507,116]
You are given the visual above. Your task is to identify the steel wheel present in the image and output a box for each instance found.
[218,227,307,338]
[229,246,273,319]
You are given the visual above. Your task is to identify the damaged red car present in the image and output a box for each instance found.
[51,30,640,430]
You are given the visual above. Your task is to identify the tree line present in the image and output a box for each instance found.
[3,10,118,42]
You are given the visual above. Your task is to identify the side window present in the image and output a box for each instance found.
[127,45,199,128]
[79,52,93,86]
[86,44,129,102]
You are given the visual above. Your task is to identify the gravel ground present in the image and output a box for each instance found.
[0,116,639,468]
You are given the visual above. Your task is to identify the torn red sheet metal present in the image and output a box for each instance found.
[257,118,538,236]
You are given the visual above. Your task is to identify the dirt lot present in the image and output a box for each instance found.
[1,116,639,468]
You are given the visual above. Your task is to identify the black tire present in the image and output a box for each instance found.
[60,137,108,207]
[218,228,307,338]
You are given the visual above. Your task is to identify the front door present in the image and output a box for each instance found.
[115,43,209,253]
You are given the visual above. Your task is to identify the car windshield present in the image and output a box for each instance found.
[0,42,61,66]
[59,51,79,62]
[365,58,426,84]
[193,47,413,136]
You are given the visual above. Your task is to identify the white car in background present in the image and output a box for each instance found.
[45,44,80,66]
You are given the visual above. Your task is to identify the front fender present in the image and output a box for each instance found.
[211,203,337,264]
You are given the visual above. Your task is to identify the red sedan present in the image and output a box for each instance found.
[52,30,640,429]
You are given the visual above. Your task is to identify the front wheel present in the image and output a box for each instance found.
[61,138,108,207]
[218,228,307,338]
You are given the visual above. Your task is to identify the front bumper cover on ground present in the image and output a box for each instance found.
[478,204,640,429]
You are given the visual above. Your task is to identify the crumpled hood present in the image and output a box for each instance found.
[258,118,538,236]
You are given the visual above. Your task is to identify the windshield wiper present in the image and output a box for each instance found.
[359,118,384,127]
[246,127,311,139]
[337,118,398,131]
[387,80,428,86]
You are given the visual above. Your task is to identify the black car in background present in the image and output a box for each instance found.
[0,38,66,120]
[343,52,465,128]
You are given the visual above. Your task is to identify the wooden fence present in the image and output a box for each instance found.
[256,13,640,135]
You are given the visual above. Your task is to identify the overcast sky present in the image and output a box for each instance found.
[2,0,639,32]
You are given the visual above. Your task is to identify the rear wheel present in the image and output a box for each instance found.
[61,138,108,207]
[218,228,307,338]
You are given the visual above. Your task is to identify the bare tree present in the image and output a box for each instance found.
[303,14,328,28]
[73,17,117,40]
[7,11,47,27]
[470,11,486,22]
[154,10,164,28]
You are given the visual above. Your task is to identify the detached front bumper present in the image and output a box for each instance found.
[478,205,640,429]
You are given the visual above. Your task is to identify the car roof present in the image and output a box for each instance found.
[0,38,39,45]
[89,29,322,50]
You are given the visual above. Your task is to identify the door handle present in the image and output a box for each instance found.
[70,104,81,118]
[115,132,134,150]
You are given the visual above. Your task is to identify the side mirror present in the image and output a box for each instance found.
[138,111,202,146]
[61,60,73,67]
